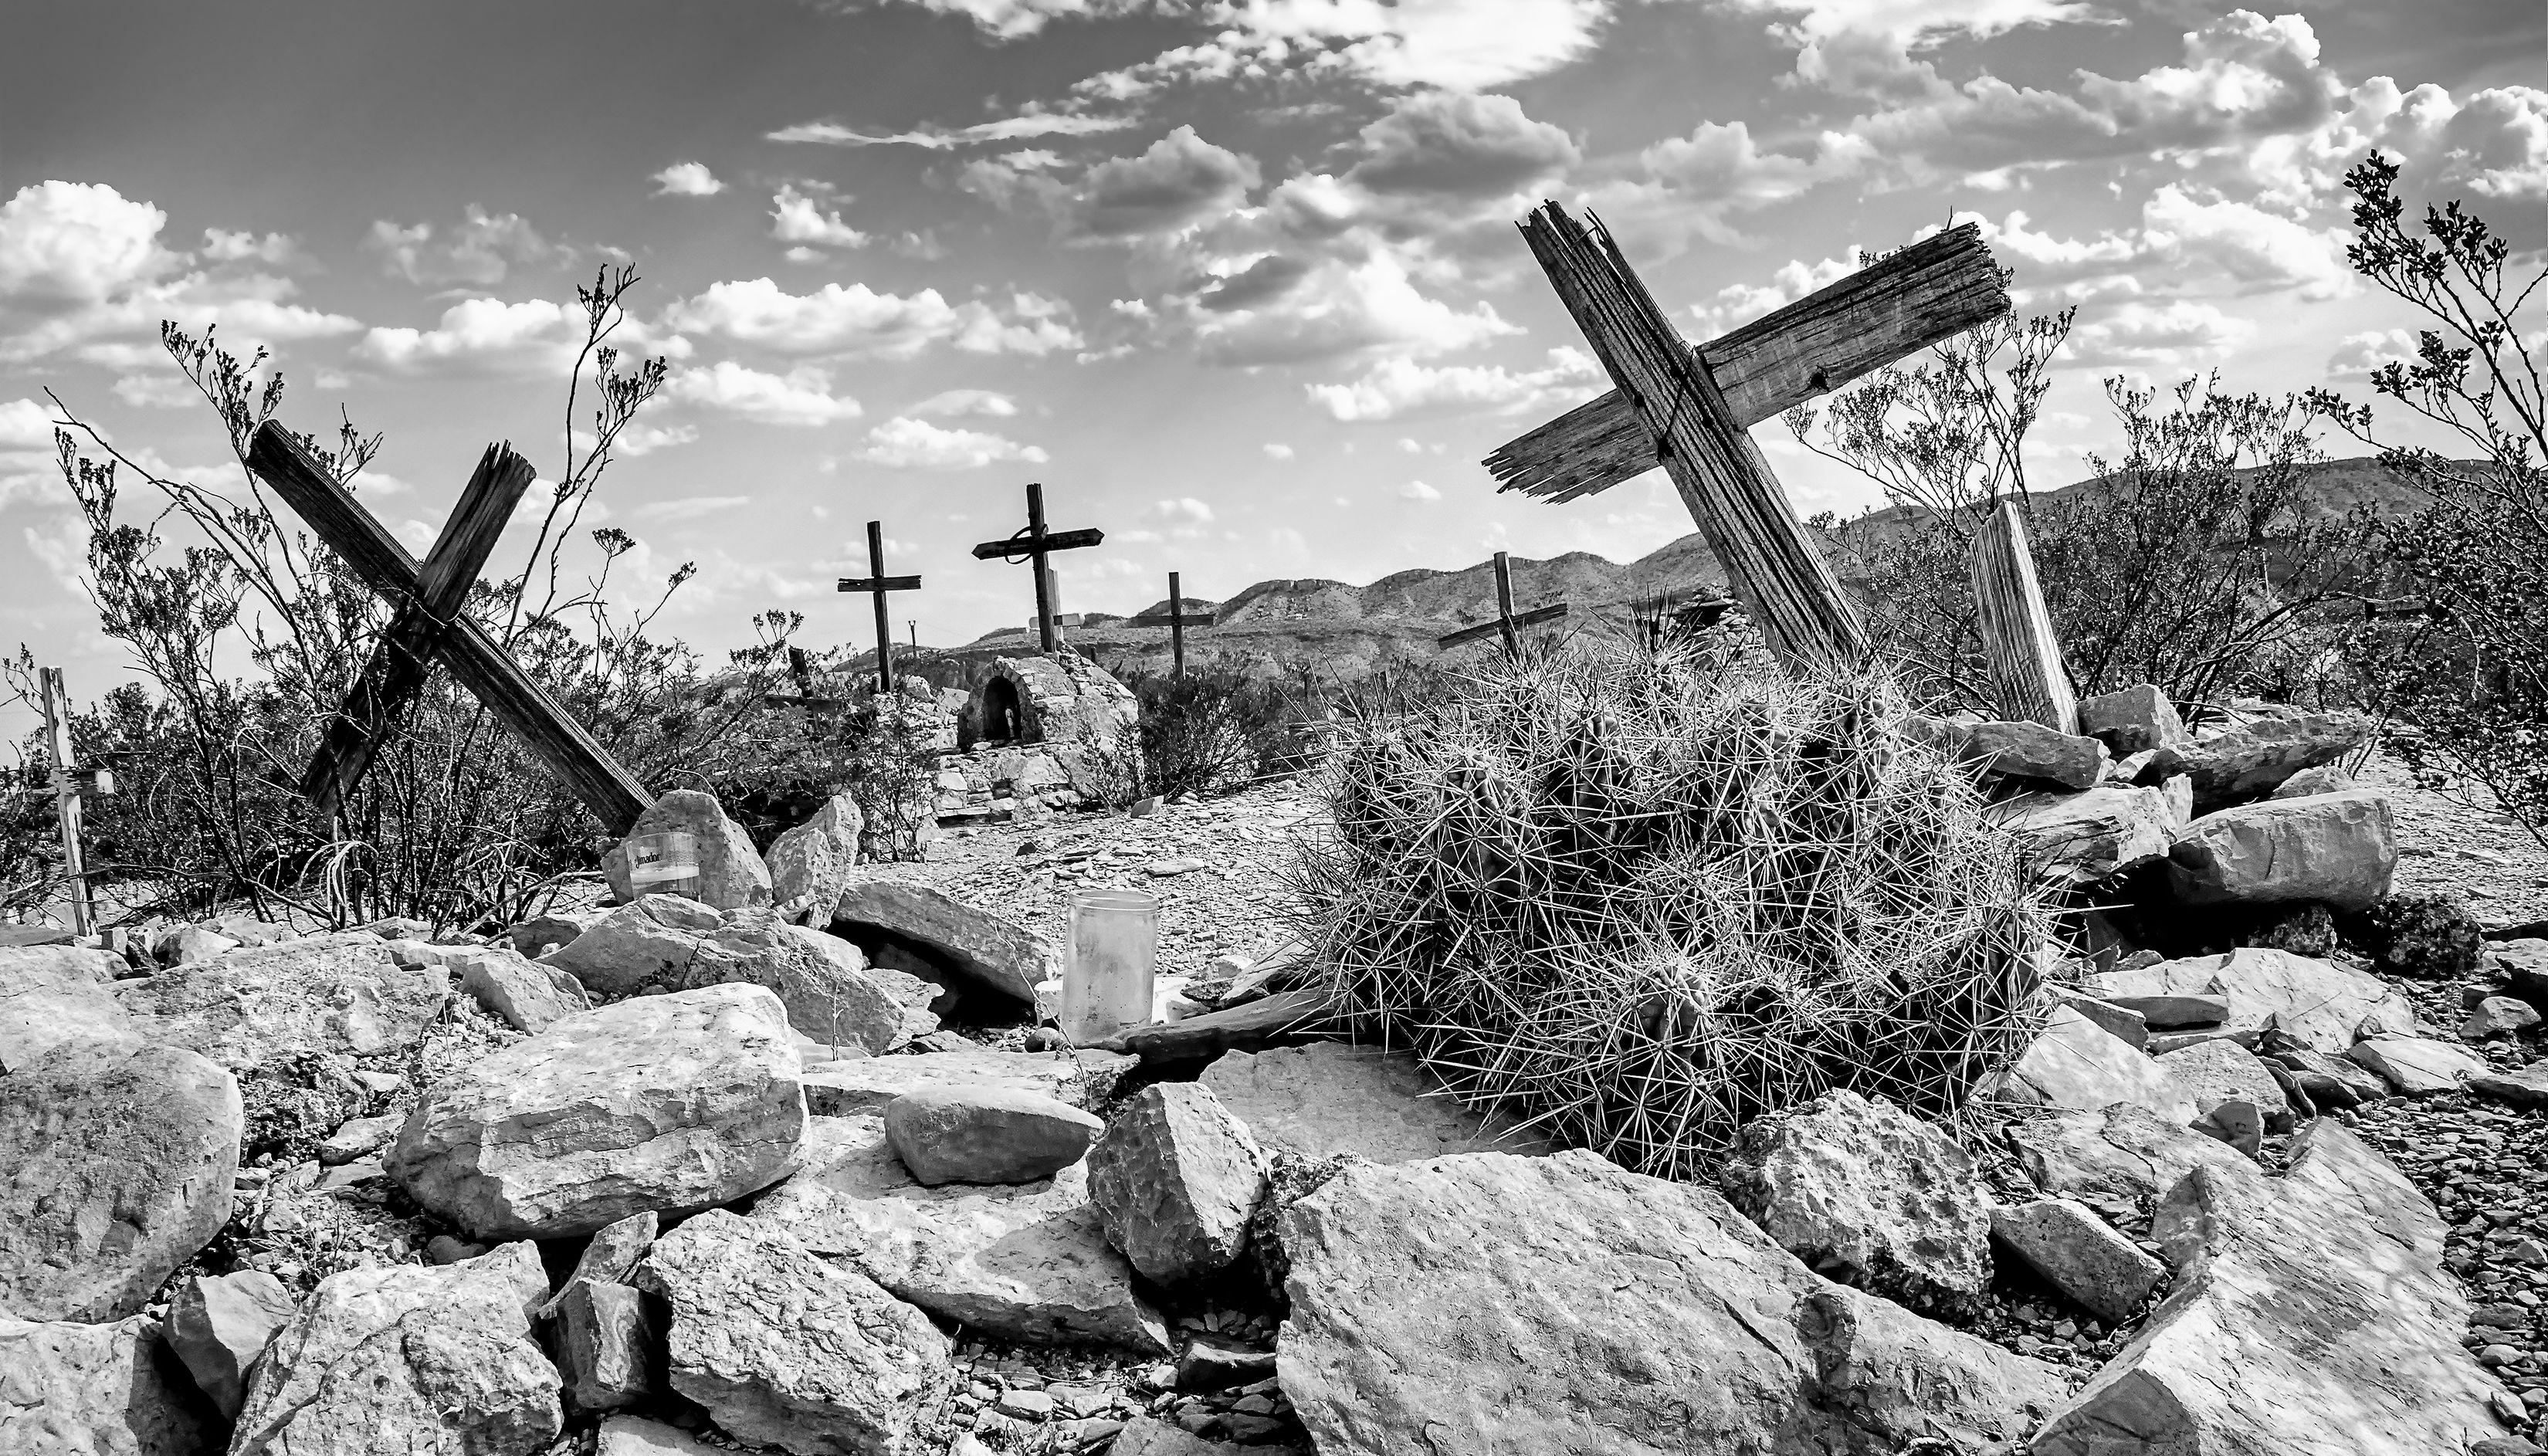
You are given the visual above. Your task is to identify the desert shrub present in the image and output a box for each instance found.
[2242,903,2337,959]
[1287,635,2052,1180]
[2306,154,2547,848]
[2355,892,2486,979]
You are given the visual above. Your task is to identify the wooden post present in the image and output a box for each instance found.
[246,422,655,835]
[1971,500,2079,733]
[39,667,93,936]
[971,483,1103,656]
[1517,203,1869,675]
[1493,552,1520,654]
[1438,554,1570,652]
[839,521,922,695]
[1486,223,2008,503]
[1170,571,1187,680]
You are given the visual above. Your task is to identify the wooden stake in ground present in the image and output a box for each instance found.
[37,666,110,936]
[1157,571,1215,679]
[1438,551,1572,652]
[839,521,922,693]
[1516,203,1885,673]
[971,482,1103,655]
[1970,500,2079,733]
[245,422,655,835]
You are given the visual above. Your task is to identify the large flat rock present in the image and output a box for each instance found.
[801,1047,1130,1118]
[1279,1150,2072,1455]
[2139,709,2372,808]
[2092,947,2418,1055]
[0,945,134,1072]
[2007,1103,2254,1211]
[1990,784,2176,888]
[2034,1122,2512,1453]
[2166,788,2398,911]
[831,877,1055,1007]
[601,788,772,911]
[110,931,449,1069]
[751,1115,1169,1353]
[1996,1004,2194,1122]
[390,983,806,1239]
[0,1313,213,1456]
[0,1037,242,1322]
[1198,1041,1553,1165]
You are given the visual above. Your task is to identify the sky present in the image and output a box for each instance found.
[2,0,2540,738]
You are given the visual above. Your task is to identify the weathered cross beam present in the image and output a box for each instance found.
[839,520,922,694]
[300,443,531,819]
[1970,500,2078,732]
[1486,222,2008,503]
[1438,551,1571,651]
[37,666,111,935]
[244,421,655,835]
[1149,571,1215,679]
[971,482,1102,655]
[1510,207,2005,673]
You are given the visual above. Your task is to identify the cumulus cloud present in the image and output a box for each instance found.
[1187,245,1518,366]
[1687,253,1858,335]
[352,297,591,375]
[1072,127,1260,239]
[1399,479,1443,500]
[664,361,864,425]
[1262,442,1295,459]
[653,161,727,196]
[200,229,307,267]
[1720,0,2102,98]
[364,205,570,286]
[771,185,869,249]
[112,372,202,408]
[912,388,1018,417]
[1347,92,1579,198]
[1151,496,1214,523]
[1305,347,1600,422]
[666,278,1080,357]
[2069,299,2254,366]
[2326,328,2423,378]
[771,110,1133,147]
[854,416,1049,469]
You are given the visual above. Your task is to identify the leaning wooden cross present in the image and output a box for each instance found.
[1438,550,1570,652]
[1148,571,1215,679]
[971,482,1101,655]
[244,422,654,835]
[1490,212,2008,674]
[839,520,921,694]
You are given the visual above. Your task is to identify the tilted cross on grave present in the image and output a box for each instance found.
[971,482,1102,655]
[1438,550,1572,653]
[244,421,655,835]
[839,520,922,694]
[1144,571,1215,679]
[1490,211,2010,675]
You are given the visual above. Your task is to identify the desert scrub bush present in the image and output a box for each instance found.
[2354,892,2486,979]
[1286,635,2052,1181]
[1086,668,1287,804]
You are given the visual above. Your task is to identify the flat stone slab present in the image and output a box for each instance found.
[2166,788,2398,911]
[0,1313,214,1456]
[2008,1104,2252,1212]
[1991,1198,2167,1324]
[1997,1005,2193,1123]
[2470,1059,2548,1109]
[2350,1036,2490,1095]
[110,932,449,1069]
[801,1048,1130,1118]
[751,1116,1168,1353]
[2093,947,2418,1055]
[831,878,1056,1008]
[1990,785,2174,889]
[1198,1041,1554,1165]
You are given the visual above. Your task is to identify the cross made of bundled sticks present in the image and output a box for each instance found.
[1493,209,2078,728]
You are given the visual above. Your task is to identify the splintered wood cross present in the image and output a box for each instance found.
[1491,210,2009,674]
[839,521,921,693]
[971,482,1101,655]
[244,421,655,835]
[1970,500,2078,732]
[1438,550,1570,652]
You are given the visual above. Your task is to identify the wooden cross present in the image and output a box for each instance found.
[1970,500,2077,731]
[245,421,655,835]
[1438,551,1570,652]
[1492,212,2008,674]
[36,666,113,936]
[839,521,922,694]
[970,482,1102,655]
[1153,571,1215,679]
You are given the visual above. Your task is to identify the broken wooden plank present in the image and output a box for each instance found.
[246,421,654,835]
[1971,499,2079,733]
[1485,223,2008,503]
[1438,601,1570,649]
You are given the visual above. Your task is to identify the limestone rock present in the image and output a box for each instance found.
[1991,1198,2167,1322]
[0,946,134,1072]
[2093,946,2418,1054]
[2047,986,2148,1049]
[539,1210,657,1321]
[0,1313,213,1456]
[2471,1060,2548,1109]
[557,1279,655,1412]
[2076,683,2188,757]
[1088,1083,1269,1286]
[0,1037,242,1322]
[1989,784,2175,888]
[2008,1103,2252,1211]
[2033,1122,2509,1454]
[2138,709,2374,808]
[2167,788,2398,911]
[631,1208,951,1456]
[752,1115,1169,1353]
[769,794,863,923]
[110,931,448,1069]
[545,895,723,999]
[320,1110,403,1165]
[883,1085,1100,1185]
[1198,1041,1554,1164]
[389,983,806,1239]
[2350,1035,2489,1095]
[2157,1037,2292,1133]
[801,1047,1131,1117]
[691,911,922,1055]
[598,1416,723,1456]
[830,878,1055,1008]
[460,946,590,1033]
[602,789,771,911]
[166,1269,298,1418]
[2096,989,2228,1028]
[1718,1089,1992,1318]
[2273,762,2357,798]
[1960,719,2109,788]
[2468,995,2543,1039]
[1279,1150,2070,1455]
[1113,1417,1249,1455]
[1996,1004,2194,1122]
[506,908,604,959]
[232,1241,560,1456]
[2272,1046,2393,1109]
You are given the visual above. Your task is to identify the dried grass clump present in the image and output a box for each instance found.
[1289,637,2051,1181]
